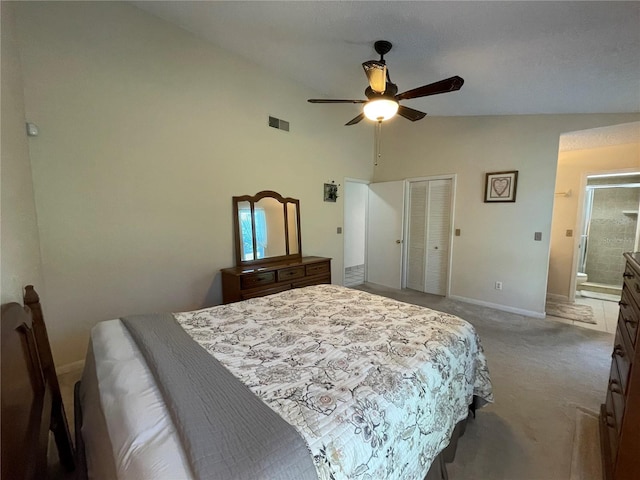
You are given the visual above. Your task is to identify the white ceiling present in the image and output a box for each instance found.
[559,121,640,152]
[133,1,640,117]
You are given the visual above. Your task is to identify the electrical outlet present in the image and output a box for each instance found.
[495,281,503,290]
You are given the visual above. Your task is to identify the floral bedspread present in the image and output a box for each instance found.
[174,285,493,480]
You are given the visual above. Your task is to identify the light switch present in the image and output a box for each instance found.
[566,229,573,237]
[337,227,342,234]
[455,228,461,236]
[534,232,542,241]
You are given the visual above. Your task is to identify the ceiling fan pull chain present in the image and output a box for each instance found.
[375,120,383,166]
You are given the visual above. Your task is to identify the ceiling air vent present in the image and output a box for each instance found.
[268,116,289,132]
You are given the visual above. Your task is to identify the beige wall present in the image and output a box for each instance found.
[548,142,640,299]
[376,114,640,316]
[13,2,372,366]
[1,2,45,304]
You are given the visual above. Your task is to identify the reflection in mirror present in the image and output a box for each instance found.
[287,203,299,255]
[237,201,255,261]
[256,197,286,258]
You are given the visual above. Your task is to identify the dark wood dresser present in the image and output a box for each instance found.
[600,252,640,480]
[221,256,331,304]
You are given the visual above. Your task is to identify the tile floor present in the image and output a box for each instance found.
[344,264,365,287]
[546,290,620,334]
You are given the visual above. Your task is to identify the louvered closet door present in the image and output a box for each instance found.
[407,179,452,295]
[425,179,451,295]
[407,182,427,290]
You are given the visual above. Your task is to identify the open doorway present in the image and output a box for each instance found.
[547,121,640,333]
[343,179,369,287]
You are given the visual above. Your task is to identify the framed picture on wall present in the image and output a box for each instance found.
[484,171,518,203]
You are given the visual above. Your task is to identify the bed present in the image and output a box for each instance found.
[76,284,493,480]
[1,286,75,479]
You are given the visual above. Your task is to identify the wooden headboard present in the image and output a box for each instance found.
[1,286,74,479]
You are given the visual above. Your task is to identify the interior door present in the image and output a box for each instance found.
[367,181,405,289]
[424,179,452,295]
[407,182,427,290]
[406,178,452,296]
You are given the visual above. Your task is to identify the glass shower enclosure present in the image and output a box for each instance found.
[578,174,640,291]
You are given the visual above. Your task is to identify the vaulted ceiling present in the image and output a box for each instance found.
[134,1,640,117]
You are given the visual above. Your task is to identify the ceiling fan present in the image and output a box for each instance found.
[308,40,464,126]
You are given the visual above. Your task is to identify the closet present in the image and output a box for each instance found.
[406,179,452,295]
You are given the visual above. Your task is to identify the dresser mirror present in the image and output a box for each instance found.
[233,191,302,266]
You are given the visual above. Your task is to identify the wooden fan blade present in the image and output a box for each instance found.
[345,113,365,126]
[395,76,464,101]
[308,99,367,104]
[397,105,427,122]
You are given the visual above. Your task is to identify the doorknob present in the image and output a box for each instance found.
[434,246,438,250]
[396,239,402,244]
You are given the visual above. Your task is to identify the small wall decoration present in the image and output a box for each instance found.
[324,181,340,202]
[484,171,518,203]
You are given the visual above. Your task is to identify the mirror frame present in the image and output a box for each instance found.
[232,190,302,266]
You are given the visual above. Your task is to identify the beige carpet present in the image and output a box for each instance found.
[570,408,602,480]
[546,300,596,324]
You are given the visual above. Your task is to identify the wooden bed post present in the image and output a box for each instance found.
[23,285,75,471]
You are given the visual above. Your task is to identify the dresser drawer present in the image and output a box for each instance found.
[603,392,620,460]
[607,360,626,434]
[306,262,330,277]
[277,266,305,282]
[623,263,640,314]
[619,290,639,347]
[606,382,625,437]
[240,271,276,289]
[241,284,291,300]
[612,326,632,395]
[292,275,331,289]
[600,403,618,472]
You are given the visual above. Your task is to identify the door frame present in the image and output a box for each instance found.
[402,174,457,296]
[343,177,370,287]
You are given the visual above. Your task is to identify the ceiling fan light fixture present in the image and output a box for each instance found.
[362,61,387,93]
[363,99,399,122]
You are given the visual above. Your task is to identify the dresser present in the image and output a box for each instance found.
[600,252,640,480]
[221,256,331,304]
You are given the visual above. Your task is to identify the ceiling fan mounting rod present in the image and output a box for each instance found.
[374,40,392,62]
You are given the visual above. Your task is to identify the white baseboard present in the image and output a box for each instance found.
[56,359,85,375]
[448,295,546,319]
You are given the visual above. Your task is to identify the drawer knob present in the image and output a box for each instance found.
[623,272,635,279]
[619,301,628,307]
[609,379,622,394]
[624,317,638,326]
[613,344,625,358]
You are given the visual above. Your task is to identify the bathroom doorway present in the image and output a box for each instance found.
[577,173,640,299]
[546,122,640,306]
